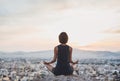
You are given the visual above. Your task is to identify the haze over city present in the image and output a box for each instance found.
[0,0,120,52]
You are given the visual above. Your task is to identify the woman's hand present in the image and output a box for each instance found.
[73,60,79,65]
[43,61,50,65]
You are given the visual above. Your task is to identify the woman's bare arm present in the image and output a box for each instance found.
[44,46,58,64]
[69,47,78,64]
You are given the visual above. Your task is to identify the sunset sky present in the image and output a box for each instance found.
[0,0,120,52]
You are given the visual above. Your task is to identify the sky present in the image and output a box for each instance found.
[0,0,120,52]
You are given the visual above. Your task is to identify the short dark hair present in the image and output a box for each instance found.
[59,32,68,44]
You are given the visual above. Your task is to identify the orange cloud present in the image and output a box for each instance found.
[0,26,43,40]
[104,27,120,34]
[79,38,120,51]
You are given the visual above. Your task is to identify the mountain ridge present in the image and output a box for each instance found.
[0,49,119,59]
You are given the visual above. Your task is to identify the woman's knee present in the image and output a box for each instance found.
[45,64,54,71]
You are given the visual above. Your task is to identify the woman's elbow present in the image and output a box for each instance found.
[70,60,73,63]
[52,59,56,63]
[54,59,57,62]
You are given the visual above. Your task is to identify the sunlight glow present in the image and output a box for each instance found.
[0,0,120,51]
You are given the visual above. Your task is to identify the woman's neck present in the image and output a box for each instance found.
[60,44,66,46]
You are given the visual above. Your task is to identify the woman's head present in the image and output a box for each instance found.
[59,32,68,44]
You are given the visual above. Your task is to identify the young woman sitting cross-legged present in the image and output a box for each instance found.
[44,32,78,76]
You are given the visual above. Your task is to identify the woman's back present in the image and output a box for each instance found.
[53,45,73,75]
[57,45,69,64]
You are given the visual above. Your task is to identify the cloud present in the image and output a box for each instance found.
[0,0,120,17]
[0,26,43,40]
[104,27,120,34]
[79,37,120,51]
[0,0,120,51]
[112,30,120,33]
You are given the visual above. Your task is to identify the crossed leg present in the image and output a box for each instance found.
[70,63,78,70]
[70,63,79,75]
[44,64,54,72]
[44,63,79,75]
[44,63,78,71]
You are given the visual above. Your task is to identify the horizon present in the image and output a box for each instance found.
[0,0,120,52]
[0,47,119,53]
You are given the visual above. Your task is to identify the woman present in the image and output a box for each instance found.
[44,32,78,76]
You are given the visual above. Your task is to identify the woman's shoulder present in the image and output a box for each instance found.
[68,45,72,51]
[54,45,59,49]
[54,46,58,51]
[66,45,72,48]
[55,44,72,49]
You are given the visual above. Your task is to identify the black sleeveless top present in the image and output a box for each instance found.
[52,45,73,76]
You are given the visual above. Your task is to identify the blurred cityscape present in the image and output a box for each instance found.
[0,57,120,81]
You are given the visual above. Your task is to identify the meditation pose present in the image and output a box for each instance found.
[44,32,78,76]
